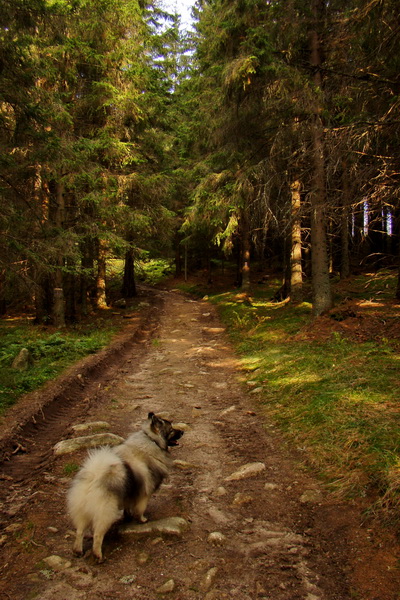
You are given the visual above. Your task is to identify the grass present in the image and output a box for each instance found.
[0,256,169,416]
[108,257,175,287]
[63,462,80,476]
[0,316,122,417]
[202,271,400,522]
[137,258,174,285]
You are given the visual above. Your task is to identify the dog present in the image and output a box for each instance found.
[67,412,183,561]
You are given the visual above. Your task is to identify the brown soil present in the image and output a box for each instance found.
[296,297,400,345]
[0,289,399,600]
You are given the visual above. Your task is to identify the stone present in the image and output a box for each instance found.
[201,567,218,592]
[53,433,124,455]
[71,422,110,433]
[121,516,189,537]
[138,301,150,308]
[232,492,253,506]
[12,348,32,370]
[5,523,23,533]
[43,555,72,571]
[219,406,236,417]
[207,532,226,546]
[174,460,198,470]
[246,541,281,556]
[137,552,150,564]
[151,537,163,546]
[225,462,266,481]
[156,579,175,593]
[264,482,279,490]
[300,489,323,504]
[208,506,229,524]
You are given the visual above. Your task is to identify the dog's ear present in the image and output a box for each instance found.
[149,412,162,432]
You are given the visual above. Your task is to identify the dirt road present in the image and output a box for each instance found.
[0,290,399,599]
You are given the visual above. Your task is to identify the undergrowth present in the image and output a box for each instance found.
[204,272,400,524]
[0,259,170,416]
[0,319,120,416]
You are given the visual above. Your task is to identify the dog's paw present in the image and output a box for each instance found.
[92,551,105,563]
[139,515,148,523]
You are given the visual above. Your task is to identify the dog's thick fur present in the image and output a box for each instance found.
[67,412,183,560]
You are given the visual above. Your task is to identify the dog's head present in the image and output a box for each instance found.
[147,412,184,450]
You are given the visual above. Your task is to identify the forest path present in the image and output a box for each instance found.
[0,290,398,600]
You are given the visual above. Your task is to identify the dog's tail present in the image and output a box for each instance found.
[82,447,126,492]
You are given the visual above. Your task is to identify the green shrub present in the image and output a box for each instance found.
[138,259,174,285]
[0,323,119,415]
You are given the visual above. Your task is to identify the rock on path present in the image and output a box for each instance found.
[53,433,124,455]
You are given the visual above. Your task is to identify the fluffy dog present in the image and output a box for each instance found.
[67,412,183,561]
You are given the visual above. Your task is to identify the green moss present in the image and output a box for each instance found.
[0,320,120,415]
[209,276,400,515]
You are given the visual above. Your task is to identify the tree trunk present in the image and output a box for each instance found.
[0,270,7,315]
[184,242,188,282]
[33,271,53,324]
[290,180,303,301]
[240,209,251,290]
[340,163,350,279]
[51,181,65,327]
[367,202,384,268]
[175,245,182,277]
[309,0,333,316]
[122,246,137,298]
[396,240,400,300]
[95,238,108,308]
[310,120,332,315]
[64,261,77,323]
[174,231,183,277]
[80,237,94,315]
[206,248,213,284]
[31,173,51,323]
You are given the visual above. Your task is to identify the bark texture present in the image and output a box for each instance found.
[309,0,333,316]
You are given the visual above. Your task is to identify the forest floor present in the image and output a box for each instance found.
[0,287,400,600]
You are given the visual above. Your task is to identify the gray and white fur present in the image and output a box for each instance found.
[67,412,183,561]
